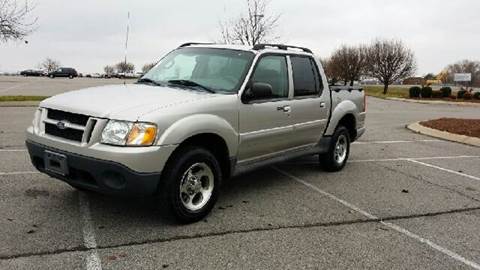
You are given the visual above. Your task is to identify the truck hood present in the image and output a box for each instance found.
[40,84,215,120]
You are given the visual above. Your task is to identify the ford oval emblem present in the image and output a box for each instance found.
[56,121,67,130]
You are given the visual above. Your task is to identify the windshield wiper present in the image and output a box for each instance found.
[137,78,163,86]
[167,80,216,93]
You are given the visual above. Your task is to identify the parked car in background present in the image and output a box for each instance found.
[20,69,45,77]
[116,72,138,79]
[48,67,78,79]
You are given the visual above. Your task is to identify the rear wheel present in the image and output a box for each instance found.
[319,126,350,172]
[158,146,221,223]
[49,74,54,78]
[69,75,73,79]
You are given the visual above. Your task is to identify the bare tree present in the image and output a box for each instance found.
[365,39,416,94]
[115,61,135,73]
[219,0,280,45]
[39,58,60,73]
[104,65,115,75]
[445,60,480,87]
[327,45,367,86]
[0,0,37,42]
[142,62,157,74]
[321,58,341,85]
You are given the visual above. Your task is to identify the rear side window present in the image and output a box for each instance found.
[291,56,322,96]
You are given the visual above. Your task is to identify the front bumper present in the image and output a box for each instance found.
[26,140,162,196]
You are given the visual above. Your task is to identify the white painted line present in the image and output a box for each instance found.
[78,192,102,270]
[274,167,480,270]
[0,82,32,93]
[0,171,39,176]
[86,250,102,270]
[350,155,480,163]
[0,149,27,152]
[382,221,480,270]
[414,155,480,161]
[407,159,480,182]
[353,139,441,145]
[282,155,480,165]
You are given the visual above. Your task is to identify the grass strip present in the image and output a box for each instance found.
[0,96,49,102]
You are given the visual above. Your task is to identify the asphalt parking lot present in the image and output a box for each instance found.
[1,79,480,269]
[0,76,135,96]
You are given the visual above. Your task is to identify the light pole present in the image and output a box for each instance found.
[253,14,264,45]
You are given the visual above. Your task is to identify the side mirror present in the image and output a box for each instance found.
[243,82,273,102]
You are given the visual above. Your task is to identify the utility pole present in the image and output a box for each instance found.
[124,12,130,66]
[123,12,130,84]
[253,14,264,45]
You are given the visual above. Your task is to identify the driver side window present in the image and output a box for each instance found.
[251,55,289,99]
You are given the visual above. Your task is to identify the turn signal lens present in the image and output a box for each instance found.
[126,123,157,146]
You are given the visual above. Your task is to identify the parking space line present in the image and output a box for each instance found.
[407,159,480,182]
[281,155,480,166]
[0,171,39,176]
[273,167,480,270]
[78,192,102,270]
[0,82,32,93]
[350,155,480,163]
[0,149,27,152]
[353,139,441,145]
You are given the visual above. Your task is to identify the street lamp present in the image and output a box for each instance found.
[253,14,264,45]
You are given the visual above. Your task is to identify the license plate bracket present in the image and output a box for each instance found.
[44,150,69,176]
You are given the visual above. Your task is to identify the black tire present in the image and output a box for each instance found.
[158,145,222,223]
[319,125,350,172]
[69,75,73,79]
[49,74,54,78]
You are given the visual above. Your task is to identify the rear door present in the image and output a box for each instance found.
[288,55,330,147]
[237,54,295,162]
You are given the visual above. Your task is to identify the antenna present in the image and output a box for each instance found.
[124,11,130,84]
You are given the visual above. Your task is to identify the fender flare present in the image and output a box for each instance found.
[157,114,238,156]
[324,100,359,136]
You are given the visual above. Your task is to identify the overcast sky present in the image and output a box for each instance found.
[1,0,479,74]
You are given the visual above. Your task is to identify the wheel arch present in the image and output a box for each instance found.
[166,133,232,179]
[325,100,359,141]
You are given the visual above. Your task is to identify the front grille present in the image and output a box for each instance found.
[47,109,89,126]
[45,123,84,142]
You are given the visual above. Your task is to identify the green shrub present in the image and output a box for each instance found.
[463,92,473,100]
[457,90,467,99]
[421,87,433,98]
[440,87,452,98]
[409,86,421,98]
[432,90,443,98]
[474,92,480,100]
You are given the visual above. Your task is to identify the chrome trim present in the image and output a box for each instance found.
[43,118,86,131]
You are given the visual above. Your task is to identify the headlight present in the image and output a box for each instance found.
[101,120,157,146]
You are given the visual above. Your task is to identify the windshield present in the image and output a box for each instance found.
[142,48,255,93]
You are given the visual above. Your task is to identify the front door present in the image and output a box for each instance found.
[237,54,294,162]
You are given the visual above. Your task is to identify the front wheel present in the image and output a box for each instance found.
[319,126,350,172]
[158,146,222,223]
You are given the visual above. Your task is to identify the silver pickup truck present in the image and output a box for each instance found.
[26,43,365,223]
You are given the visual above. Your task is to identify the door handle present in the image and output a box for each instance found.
[320,102,326,108]
[277,105,291,113]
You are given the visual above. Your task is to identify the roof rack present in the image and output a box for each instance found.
[178,42,215,48]
[252,44,313,53]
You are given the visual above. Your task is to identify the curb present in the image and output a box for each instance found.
[407,122,480,147]
[0,101,40,107]
[387,97,480,107]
